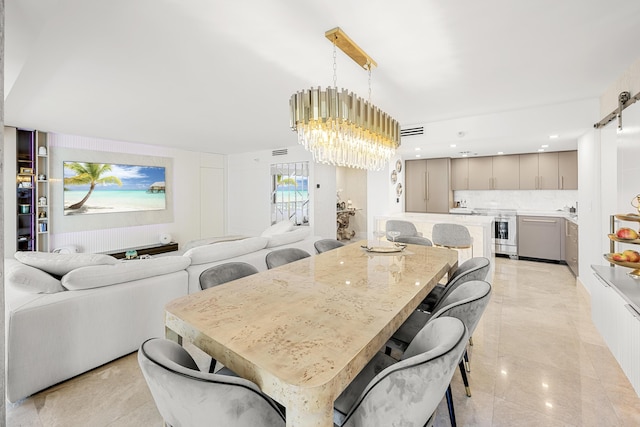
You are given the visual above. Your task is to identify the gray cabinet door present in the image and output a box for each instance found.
[405,159,427,212]
[426,158,451,213]
[519,154,538,190]
[468,157,493,190]
[492,155,520,190]
[558,151,578,190]
[518,215,562,260]
[451,158,468,190]
[538,152,559,190]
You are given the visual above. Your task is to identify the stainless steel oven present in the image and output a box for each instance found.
[472,208,518,257]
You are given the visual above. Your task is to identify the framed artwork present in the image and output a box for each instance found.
[396,182,403,197]
[391,169,398,184]
[395,160,402,173]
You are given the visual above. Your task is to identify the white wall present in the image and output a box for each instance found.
[226,145,336,239]
[3,131,225,254]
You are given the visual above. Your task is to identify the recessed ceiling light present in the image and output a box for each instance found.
[542,144,549,148]
[462,153,468,157]
[450,144,457,148]
[415,154,421,158]
[415,147,421,151]
[549,134,559,139]
[538,148,545,152]
[497,151,504,155]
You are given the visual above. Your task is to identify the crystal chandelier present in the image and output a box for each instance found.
[289,27,400,171]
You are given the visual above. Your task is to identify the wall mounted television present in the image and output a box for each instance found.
[63,162,166,216]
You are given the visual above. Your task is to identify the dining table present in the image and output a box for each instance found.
[165,240,459,427]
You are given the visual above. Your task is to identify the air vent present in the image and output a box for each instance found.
[400,126,424,137]
[272,149,288,156]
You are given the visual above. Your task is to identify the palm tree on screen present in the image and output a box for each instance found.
[64,163,122,210]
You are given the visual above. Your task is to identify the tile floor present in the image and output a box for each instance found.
[7,257,640,426]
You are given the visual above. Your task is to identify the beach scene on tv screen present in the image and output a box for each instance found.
[63,162,166,216]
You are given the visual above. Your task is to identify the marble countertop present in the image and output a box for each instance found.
[447,208,578,224]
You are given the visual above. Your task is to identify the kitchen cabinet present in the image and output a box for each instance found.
[517,215,563,260]
[491,155,520,190]
[468,157,493,190]
[453,155,520,190]
[591,267,640,396]
[564,219,578,276]
[405,158,451,214]
[451,158,468,190]
[558,150,578,189]
[519,152,559,190]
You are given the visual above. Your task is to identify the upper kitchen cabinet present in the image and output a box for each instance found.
[451,158,469,190]
[405,158,452,214]
[468,157,493,190]
[457,155,519,190]
[491,155,520,190]
[519,152,559,190]
[558,150,578,190]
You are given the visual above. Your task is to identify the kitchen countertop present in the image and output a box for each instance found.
[447,208,578,224]
[592,265,640,313]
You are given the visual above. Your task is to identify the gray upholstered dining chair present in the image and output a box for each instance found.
[391,280,492,398]
[199,261,259,372]
[431,223,473,257]
[265,248,311,269]
[138,338,285,427]
[199,261,259,291]
[333,317,468,427]
[420,256,490,314]
[314,238,345,253]
[385,220,422,240]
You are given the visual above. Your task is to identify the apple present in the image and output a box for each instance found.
[612,252,629,262]
[616,227,639,240]
[623,250,640,263]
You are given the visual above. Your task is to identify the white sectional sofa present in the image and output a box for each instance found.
[4,253,191,403]
[4,222,320,403]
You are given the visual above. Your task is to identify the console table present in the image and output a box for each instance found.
[105,242,179,259]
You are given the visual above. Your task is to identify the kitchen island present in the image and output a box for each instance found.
[374,213,495,277]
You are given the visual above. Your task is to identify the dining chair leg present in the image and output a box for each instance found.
[463,349,470,372]
[459,360,471,397]
[208,358,217,373]
[445,384,457,427]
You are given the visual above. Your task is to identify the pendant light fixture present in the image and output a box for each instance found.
[289,27,400,171]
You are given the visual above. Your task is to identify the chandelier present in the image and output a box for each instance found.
[289,27,400,171]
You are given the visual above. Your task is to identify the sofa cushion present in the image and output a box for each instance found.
[184,236,269,265]
[14,252,118,276]
[5,261,65,294]
[266,227,311,248]
[261,220,294,237]
[182,235,247,252]
[61,256,191,290]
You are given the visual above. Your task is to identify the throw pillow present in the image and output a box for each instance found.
[265,227,311,248]
[6,261,65,294]
[14,252,118,276]
[61,256,191,290]
[260,220,294,237]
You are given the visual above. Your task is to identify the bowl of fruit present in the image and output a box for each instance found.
[604,249,640,277]
[608,227,640,244]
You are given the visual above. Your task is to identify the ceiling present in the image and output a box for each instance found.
[5,0,640,160]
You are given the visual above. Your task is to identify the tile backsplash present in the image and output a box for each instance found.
[454,190,579,211]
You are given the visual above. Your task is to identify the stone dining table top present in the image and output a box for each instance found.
[165,240,458,427]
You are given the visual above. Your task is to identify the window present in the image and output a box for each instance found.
[270,162,309,226]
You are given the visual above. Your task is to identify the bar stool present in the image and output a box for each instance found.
[431,223,473,259]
